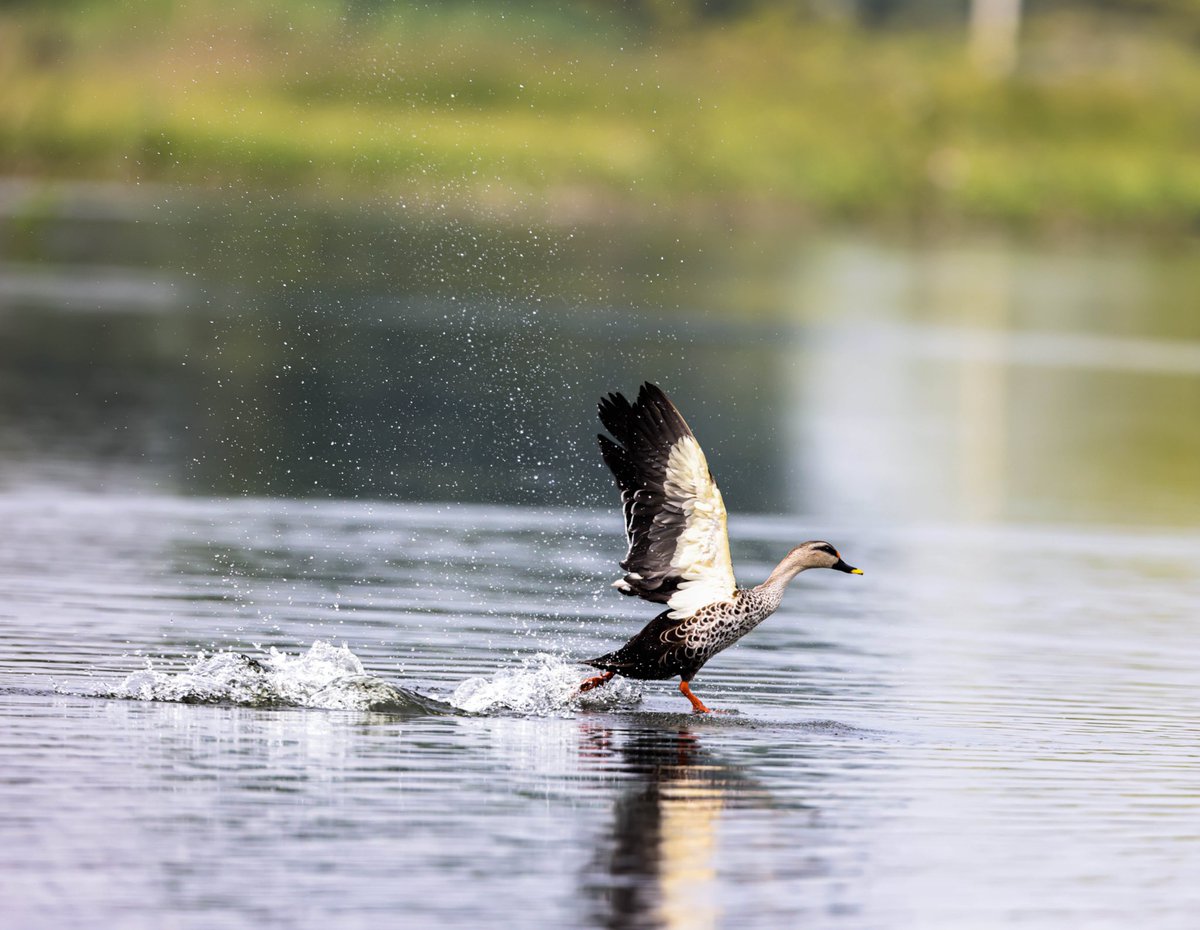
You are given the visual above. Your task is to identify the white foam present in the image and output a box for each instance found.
[449,653,642,716]
[112,641,432,712]
[108,643,640,717]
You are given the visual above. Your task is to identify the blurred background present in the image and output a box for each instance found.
[4,8,1200,928]
[1,0,1198,526]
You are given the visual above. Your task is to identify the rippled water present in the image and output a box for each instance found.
[3,494,1199,929]
[3,188,1200,927]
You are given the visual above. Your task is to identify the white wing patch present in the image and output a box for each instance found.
[661,436,737,617]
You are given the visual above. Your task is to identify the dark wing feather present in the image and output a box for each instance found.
[596,382,736,614]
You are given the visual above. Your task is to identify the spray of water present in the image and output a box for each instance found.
[449,652,642,715]
[108,641,641,716]
[110,641,439,712]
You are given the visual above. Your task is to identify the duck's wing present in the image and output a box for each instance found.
[597,382,736,618]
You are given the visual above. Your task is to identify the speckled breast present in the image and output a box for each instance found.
[668,587,782,670]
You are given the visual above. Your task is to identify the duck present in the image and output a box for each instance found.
[579,382,862,713]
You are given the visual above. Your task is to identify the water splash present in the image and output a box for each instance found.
[449,652,642,715]
[106,643,639,717]
[110,641,446,714]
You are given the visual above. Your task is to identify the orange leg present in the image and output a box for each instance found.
[579,671,615,693]
[679,680,711,714]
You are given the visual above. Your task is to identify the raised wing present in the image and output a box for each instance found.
[597,382,737,618]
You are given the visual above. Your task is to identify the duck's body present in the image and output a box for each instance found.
[582,383,861,712]
[585,585,785,684]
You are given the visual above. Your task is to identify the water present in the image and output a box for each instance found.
[2,185,1200,928]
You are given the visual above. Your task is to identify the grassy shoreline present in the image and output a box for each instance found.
[2,3,1199,234]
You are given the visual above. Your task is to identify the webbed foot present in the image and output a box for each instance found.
[579,671,615,694]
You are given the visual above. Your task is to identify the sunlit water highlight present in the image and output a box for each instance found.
[3,494,1199,930]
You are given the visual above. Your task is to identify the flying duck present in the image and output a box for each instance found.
[580,383,862,713]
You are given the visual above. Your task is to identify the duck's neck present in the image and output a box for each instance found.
[750,557,806,612]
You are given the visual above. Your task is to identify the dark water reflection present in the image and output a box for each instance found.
[581,727,768,930]
[2,184,1200,524]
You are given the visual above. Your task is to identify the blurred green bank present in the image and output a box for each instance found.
[2,0,1199,231]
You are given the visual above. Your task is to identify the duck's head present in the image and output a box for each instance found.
[789,540,863,574]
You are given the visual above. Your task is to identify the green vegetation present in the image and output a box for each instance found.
[2,1,1200,231]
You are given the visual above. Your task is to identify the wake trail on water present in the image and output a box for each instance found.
[108,641,445,713]
[104,641,642,716]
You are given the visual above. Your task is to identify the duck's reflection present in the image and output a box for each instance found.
[580,726,767,930]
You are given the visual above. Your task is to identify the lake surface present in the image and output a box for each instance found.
[2,184,1199,929]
